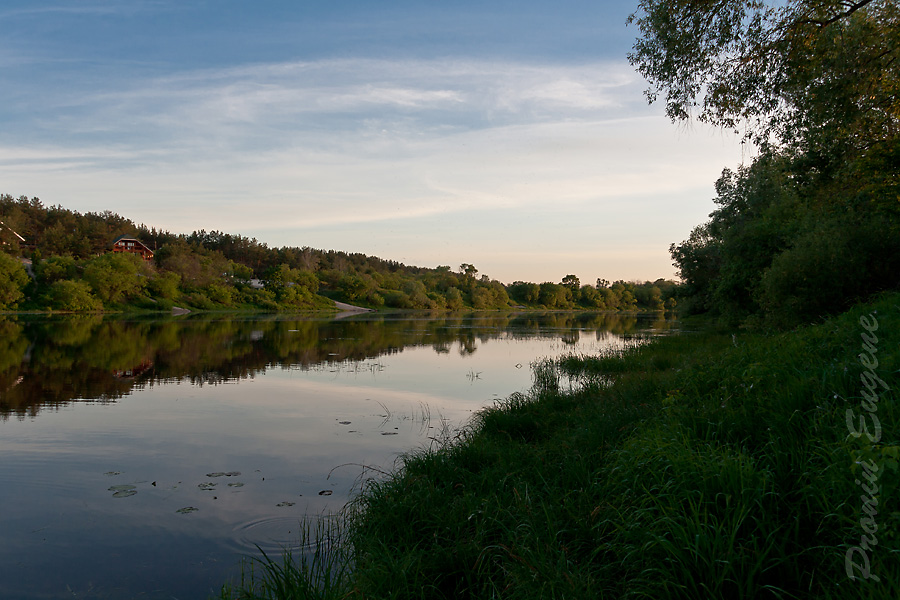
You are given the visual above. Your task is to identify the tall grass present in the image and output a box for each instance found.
[217,517,352,600]
[219,293,899,599]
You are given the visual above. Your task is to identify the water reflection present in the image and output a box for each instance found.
[0,311,677,600]
[0,311,673,419]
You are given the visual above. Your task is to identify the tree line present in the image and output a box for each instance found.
[0,194,675,312]
[630,0,900,327]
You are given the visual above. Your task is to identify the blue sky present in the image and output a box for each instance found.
[1,1,747,284]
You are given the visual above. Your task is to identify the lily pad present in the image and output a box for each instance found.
[318,490,333,496]
[227,482,245,488]
[103,471,122,476]
[176,507,199,514]
[198,482,217,491]
[381,432,398,436]
[276,501,295,507]
[108,484,137,498]
[206,472,227,478]
[338,421,351,425]
[207,471,241,477]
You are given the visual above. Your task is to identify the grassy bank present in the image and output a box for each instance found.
[220,294,899,599]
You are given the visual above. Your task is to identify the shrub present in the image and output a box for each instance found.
[42,280,102,312]
[756,217,900,326]
[0,251,29,310]
[148,271,181,300]
[206,283,234,306]
[83,253,147,304]
[35,255,78,285]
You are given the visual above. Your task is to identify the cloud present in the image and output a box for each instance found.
[1,55,747,281]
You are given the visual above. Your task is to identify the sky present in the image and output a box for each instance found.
[0,0,749,284]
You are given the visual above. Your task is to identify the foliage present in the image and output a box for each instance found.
[3,192,680,313]
[670,145,900,325]
[0,194,147,259]
[42,280,102,312]
[35,255,78,285]
[628,0,900,153]
[0,251,29,310]
[155,240,229,289]
[756,215,900,325]
[637,1,900,326]
[263,264,320,308]
[82,252,147,304]
[147,271,181,300]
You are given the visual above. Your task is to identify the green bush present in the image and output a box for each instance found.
[0,251,29,310]
[184,292,215,310]
[42,279,102,312]
[35,255,78,286]
[206,283,234,306]
[444,287,464,310]
[83,252,146,304]
[148,271,181,300]
[757,217,900,326]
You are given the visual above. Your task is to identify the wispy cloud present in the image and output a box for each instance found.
[1,55,745,281]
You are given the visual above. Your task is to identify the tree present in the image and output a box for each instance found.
[459,263,478,281]
[35,255,78,286]
[263,263,319,306]
[0,251,29,309]
[579,285,606,309]
[339,274,376,303]
[561,274,580,292]
[509,281,540,305]
[42,280,102,312]
[444,287,464,310]
[83,253,147,304]
[538,282,571,308]
[148,271,181,300]
[628,1,900,152]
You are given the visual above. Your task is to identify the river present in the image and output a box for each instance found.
[0,310,675,599]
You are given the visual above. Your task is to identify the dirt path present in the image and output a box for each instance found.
[19,258,35,280]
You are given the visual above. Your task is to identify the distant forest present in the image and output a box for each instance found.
[0,194,676,313]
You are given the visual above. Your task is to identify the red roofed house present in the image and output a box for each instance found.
[111,235,154,261]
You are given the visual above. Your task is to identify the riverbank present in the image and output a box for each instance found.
[220,293,899,599]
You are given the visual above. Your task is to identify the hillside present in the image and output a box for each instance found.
[0,194,676,313]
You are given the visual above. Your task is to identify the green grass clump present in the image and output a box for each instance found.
[218,518,352,600]
[220,293,899,599]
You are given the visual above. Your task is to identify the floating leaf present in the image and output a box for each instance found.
[318,490,333,496]
[103,471,122,476]
[206,472,227,478]
[198,482,217,491]
[227,482,245,488]
[276,501,295,507]
[338,421,351,425]
[381,432,398,436]
[108,484,137,498]
[176,507,199,514]
[225,471,241,476]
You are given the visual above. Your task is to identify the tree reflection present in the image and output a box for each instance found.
[0,311,676,419]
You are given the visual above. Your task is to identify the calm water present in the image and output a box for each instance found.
[0,311,675,599]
